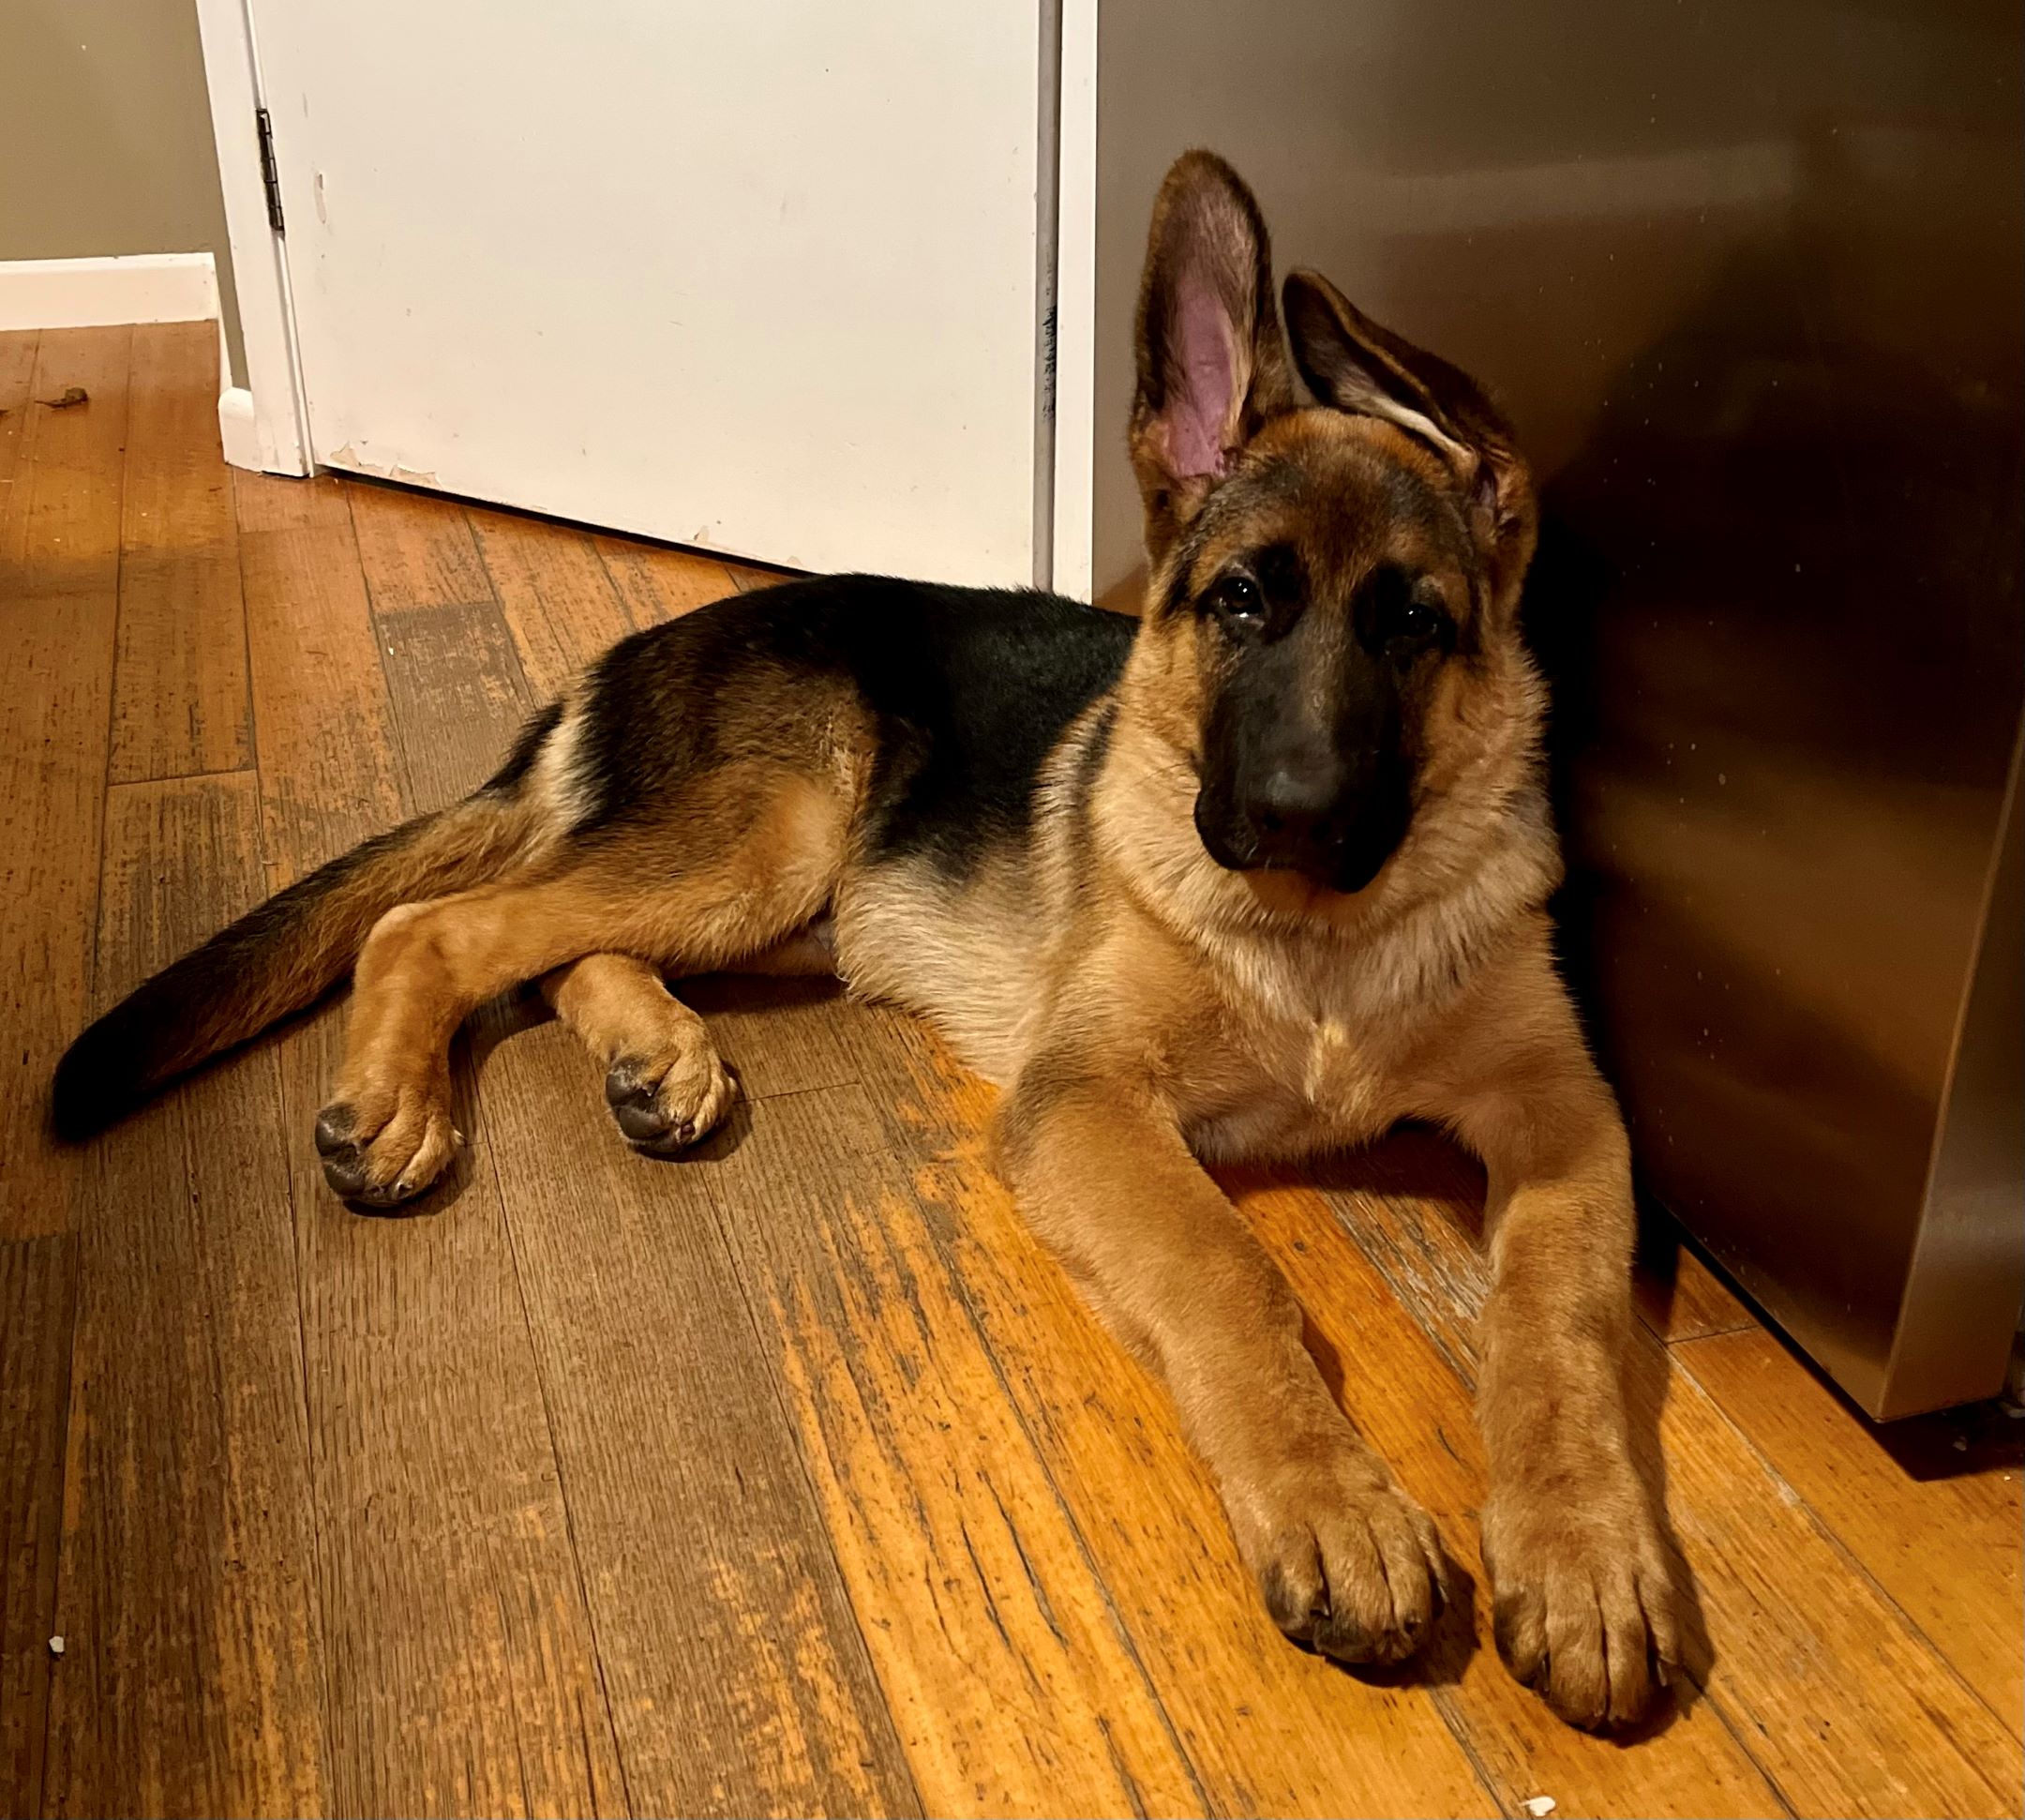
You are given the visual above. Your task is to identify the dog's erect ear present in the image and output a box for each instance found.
[1282,269,1538,602]
[1130,152,1297,564]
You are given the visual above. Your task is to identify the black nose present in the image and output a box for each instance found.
[1241,760,1341,861]
[1213,755,1407,894]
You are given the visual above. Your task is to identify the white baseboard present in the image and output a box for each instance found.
[218,387,260,469]
[0,252,221,332]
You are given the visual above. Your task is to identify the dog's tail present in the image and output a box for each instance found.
[51,753,554,1141]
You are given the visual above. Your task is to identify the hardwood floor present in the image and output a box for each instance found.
[1,322,2018,1818]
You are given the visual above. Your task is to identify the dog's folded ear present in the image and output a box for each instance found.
[1130,151,1297,563]
[1282,269,1538,603]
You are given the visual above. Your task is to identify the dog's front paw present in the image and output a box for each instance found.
[1225,1435,1449,1667]
[314,1074,458,1210]
[1481,1474,1681,1730]
[604,1042,736,1155]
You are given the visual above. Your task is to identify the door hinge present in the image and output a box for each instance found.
[256,106,286,234]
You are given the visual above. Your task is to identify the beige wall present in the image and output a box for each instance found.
[1,0,245,381]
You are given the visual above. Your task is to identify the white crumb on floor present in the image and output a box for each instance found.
[48,1635,64,1657]
[1522,1798,1555,1817]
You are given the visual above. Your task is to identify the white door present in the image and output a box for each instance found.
[250,3,1053,586]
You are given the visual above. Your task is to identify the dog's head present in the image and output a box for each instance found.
[1123,152,1543,909]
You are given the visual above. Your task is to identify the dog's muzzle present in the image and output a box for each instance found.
[1193,769,1408,895]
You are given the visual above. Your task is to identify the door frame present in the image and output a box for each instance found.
[1050,0,1097,599]
[193,0,312,474]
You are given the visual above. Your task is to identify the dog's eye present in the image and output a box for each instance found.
[1395,601,1441,641]
[1361,565,1453,657]
[1381,593,1452,654]
[1210,574,1265,625]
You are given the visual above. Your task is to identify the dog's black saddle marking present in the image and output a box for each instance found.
[574,576,1135,880]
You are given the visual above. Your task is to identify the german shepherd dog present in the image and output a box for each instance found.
[56,152,1677,1729]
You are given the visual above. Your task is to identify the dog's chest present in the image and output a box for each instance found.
[1183,949,1418,1161]
[832,858,1051,1082]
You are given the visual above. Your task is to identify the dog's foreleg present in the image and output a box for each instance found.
[1432,952,1683,1730]
[999,1062,1448,1667]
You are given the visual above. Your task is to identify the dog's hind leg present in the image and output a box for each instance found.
[315,770,848,1205]
[541,955,738,1154]
[541,918,838,1151]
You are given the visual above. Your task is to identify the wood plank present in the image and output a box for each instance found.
[0,328,130,1241]
[701,1077,1209,1817]
[826,1003,1505,1818]
[0,331,37,571]
[85,779,268,1009]
[467,505,637,699]
[282,1073,628,1819]
[682,975,862,1105]
[592,534,740,625]
[10,325,128,596]
[475,1015,923,1816]
[108,549,249,784]
[1634,1209,1758,1344]
[247,482,624,1816]
[232,468,354,535]
[1300,1128,1489,1386]
[1651,1359,2020,1815]
[1297,1136,2024,1817]
[110,323,250,783]
[375,598,535,810]
[724,557,797,594]
[346,478,493,612]
[237,520,405,881]
[0,1234,75,1820]
[1305,1126,1757,1355]
[119,323,234,551]
[42,774,327,1817]
[1676,1325,2023,1740]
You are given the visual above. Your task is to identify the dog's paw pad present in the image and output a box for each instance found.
[313,1104,357,1157]
[603,1051,734,1155]
[313,1090,453,1211]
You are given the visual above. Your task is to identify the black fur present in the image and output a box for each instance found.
[1075,697,1119,804]
[485,699,564,792]
[571,577,1134,879]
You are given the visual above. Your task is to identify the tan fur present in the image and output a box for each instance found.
[295,152,1675,1728]
[318,765,850,1197]
[543,953,737,1151]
